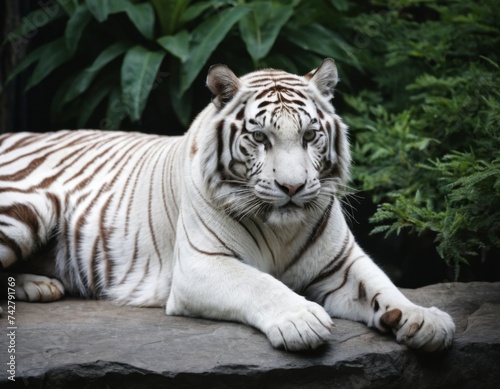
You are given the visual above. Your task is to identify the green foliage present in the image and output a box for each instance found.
[6,0,356,128]
[345,0,500,278]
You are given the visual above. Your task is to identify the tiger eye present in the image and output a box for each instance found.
[303,130,316,142]
[253,131,267,143]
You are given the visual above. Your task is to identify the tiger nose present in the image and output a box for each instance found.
[275,180,305,196]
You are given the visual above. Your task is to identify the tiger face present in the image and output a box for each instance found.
[203,59,350,225]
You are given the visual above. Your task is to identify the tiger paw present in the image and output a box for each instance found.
[265,301,334,351]
[15,274,65,302]
[381,305,455,352]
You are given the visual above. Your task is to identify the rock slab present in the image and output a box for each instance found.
[1,282,499,388]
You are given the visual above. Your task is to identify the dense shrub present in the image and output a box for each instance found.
[344,0,500,278]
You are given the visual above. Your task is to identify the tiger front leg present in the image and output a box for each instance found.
[307,246,455,352]
[166,253,333,351]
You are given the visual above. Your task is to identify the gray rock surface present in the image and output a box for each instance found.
[1,282,499,388]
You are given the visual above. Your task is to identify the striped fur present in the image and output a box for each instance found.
[0,59,455,351]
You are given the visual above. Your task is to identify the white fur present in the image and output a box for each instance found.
[0,61,455,351]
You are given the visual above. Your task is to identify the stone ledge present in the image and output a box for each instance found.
[1,282,499,388]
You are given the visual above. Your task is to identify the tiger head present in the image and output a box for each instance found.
[201,58,351,226]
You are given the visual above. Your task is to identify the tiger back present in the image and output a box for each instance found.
[0,59,455,352]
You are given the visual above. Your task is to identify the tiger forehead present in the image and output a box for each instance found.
[242,69,307,88]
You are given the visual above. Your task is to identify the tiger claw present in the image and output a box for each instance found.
[15,274,65,302]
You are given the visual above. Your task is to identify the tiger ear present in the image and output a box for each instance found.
[207,64,241,109]
[305,58,338,100]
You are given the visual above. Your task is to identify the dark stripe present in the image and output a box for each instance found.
[255,88,273,100]
[35,169,67,190]
[161,158,176,232]
[333,118,342,158]
[236,105,246,121]
[253,222,276,266]
[195,208,239,259]
[102,136,142,189]
[358,281,367,302]
[0,132,98,170]
[117,231,140,285]
[297,107,312,119]
[1,134,41,153]
[229,123,238,156]
[302,233,352,291]
[371,292,381,312]
[216,120,225,176]
[65,138,123,189]
[325,121,332,143]
[72,187,106,288]
[272,76,305,83]
[248,77,272,85]
[293,89,306,99]
[167,140,181,210]
[0,187,33,194]
[0,143,52,168]
[0,157,45,181]
[100,194,115,287]
[0,133,9,147]
[44,191,62,217]
[239,145,249,156]
[88,237,99,291]
[284,197,334,273]
[257,100,273,108]
[182,219,235,258]
[238,220,261,251]
[0,204,40,243]
[124,143,153,236]
[320,257,362,305]
[148,159,163,270]
[290,99,306,107]
[55,145,92,168]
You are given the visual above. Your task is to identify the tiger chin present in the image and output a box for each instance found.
[0,58,455,352]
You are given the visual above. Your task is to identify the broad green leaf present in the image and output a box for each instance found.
[3,5,65,45]
[121,46,166,122]
[51,75,77,119]
[5,44,47,85]
[63,41,130,104]
[65,4,93,51]
[150,0,190,35]
[157,30,190,63]
[180,2,214,24]
[285,23,360,69]
[103,86,126,130]
[25,38,75,91]
[239,2,294,64]
[123,2,155,40]
[168,61,193,127]
[180,5,250,95]
[285,23,343,56]
[169,82,193,127]
[77,81,114,128]
[85,0,154,39]
[85,0,111,22]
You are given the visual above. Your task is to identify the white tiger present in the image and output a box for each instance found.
[0,59,455,351]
